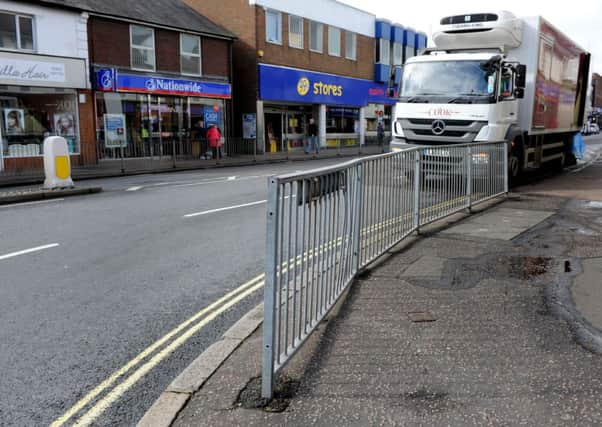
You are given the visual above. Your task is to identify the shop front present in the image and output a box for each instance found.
[0,51,88,172]
[94,69,231,160]
[257,64,396,153]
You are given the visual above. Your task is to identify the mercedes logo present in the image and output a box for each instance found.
[431,120,446,135]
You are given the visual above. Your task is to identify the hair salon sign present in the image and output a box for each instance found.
[0,52,87,88]
[0,58,66,83]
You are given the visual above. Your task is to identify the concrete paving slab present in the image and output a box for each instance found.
[572,258,602,330]
[401,255,447,278]
[441,207,554,240]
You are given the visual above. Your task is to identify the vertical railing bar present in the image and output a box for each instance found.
[262,176,280,399]
[276,183,285,364]
[361,161,368,265]
[353,163,363,273]
[291,181,299,346]
[299,180,307,341]
[502,142,509,194]
[318,174,327,317]
[413,149,421,231]
[284,182,293,355]
[309,188,317,328]
[467,145,472,211]
[304,180,313,335]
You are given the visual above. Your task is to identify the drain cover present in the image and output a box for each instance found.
[408,311,437,323]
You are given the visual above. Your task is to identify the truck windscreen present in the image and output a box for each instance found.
[400,60,496,103]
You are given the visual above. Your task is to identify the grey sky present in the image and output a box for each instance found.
[341,0,601,74]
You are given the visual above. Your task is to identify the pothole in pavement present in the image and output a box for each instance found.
[409,255,553,290]
[233,375,300,413]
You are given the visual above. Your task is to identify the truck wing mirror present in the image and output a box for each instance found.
[514,88,525,99]
[515,64,527,88]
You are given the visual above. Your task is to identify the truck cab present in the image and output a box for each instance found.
[392,52,525,147]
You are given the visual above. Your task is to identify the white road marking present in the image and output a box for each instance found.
[0,243,60,261]
[183,200,267,218]
[125,186,143,192]
[0,198,64,208]
[227,176,237,180]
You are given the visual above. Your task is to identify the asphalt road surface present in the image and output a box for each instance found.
[0,157,348,426]
[2,136,601,426]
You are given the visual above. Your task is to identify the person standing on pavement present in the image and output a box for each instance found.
[207,124,222,160]
[306,117,319,155]
[377,120,385,146]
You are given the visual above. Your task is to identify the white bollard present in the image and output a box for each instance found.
[43,136,74,189]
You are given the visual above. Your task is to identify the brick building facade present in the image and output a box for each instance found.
[0,0,234,176]
[185,0,426,154]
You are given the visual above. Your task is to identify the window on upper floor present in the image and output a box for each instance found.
[309,21,323,53]
[328,26,340,57]
[0,13,34,51]
[181,34,201,75]
[266,9,282,45]
[376,38,390,64]
[345,31,356,60]
[393,42,403,66]
[131,25,155,71]
[289,15,303,49]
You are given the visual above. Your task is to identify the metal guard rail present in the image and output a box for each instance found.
[262,141,508,398]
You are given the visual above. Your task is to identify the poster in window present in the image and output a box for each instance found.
[104,113,127,148]
[242,113,256,139]
[54,112,77,152]
[54,113,76,137]
[3,109,25,134]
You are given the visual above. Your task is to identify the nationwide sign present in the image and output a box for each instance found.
[95,70,231,99]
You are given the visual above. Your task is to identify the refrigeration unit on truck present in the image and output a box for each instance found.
[390,11,591,182]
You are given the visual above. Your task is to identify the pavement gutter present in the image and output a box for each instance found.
[137,304,264,427]
[0,187,103,205]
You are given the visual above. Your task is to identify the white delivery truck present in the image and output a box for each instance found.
[391,11,590,182]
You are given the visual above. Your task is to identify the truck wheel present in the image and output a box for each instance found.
[508,146,523,186]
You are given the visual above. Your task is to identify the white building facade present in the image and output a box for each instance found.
[0,0,89,171]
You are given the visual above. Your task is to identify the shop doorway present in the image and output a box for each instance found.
[265,113,282,153]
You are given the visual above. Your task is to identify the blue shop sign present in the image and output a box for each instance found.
[258,64,396,106]
[94,70,231,99]
[96,68,116,92]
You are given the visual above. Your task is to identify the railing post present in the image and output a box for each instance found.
[413,150,421,233]
[503,142,509,194]
[352,164,363,272]
[262,176,280,399]
[466,145,472,212]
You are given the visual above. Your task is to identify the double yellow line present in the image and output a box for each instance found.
[51,274,265,427]
[52,192,488,426]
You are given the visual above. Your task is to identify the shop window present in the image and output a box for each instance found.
[289,15,303,49]
[0,13,34,50]
[266,10,282,45]
[376,38,390,64]
[1,87,80,158]
[345,31,356,60]
[181,34,201,75]
[328,26,341,57]
[326,107,359,134]
[130,25,155,71]
[95,92,225,160]
[310,21,323,53]
[393,43,402,66]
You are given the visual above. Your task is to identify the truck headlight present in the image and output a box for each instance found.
[393,120,405,138]
[471,152,490,165]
